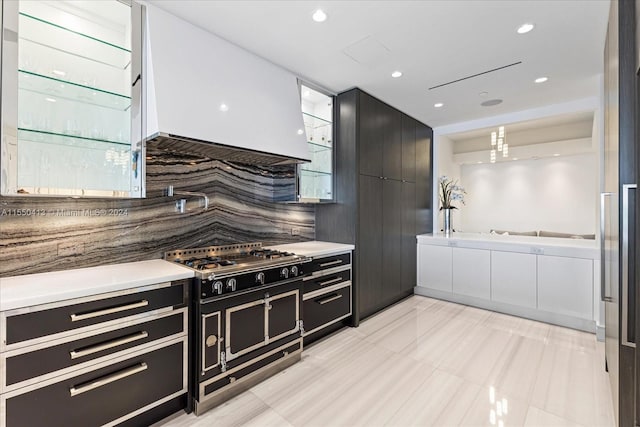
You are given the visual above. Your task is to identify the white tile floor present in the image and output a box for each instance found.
[158,296,615,427]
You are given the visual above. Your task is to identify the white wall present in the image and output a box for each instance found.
[459,153,597,234]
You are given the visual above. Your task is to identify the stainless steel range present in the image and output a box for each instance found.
[165,243,310,415]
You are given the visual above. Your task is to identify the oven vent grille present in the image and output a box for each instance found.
[164,242,263,262]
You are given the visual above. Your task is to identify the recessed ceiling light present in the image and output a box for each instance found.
[391,70,403,78]
[219,103,229,112]
[535,77,548,83]
[481,99,503,107]
[517,23,535,34]
[434,103,444,108]
[52,69,66,77]
[477,161,483,164]
[45,97,56,103]
[312,9,327,22]
[513,158,519,160]
[297,129,304,135]
[553,153,560,156]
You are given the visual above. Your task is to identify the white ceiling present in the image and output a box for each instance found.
[148,0,610,128]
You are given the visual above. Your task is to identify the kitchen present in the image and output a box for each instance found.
[0,0,637,426]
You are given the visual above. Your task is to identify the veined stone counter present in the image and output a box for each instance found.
[416,233,600,334]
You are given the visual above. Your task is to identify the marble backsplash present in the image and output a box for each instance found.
[0,150,315,277]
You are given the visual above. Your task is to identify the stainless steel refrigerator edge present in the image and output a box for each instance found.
[603,1,639,425]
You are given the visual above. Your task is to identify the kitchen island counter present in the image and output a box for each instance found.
[416,232,600,333]
[417,232,598,259]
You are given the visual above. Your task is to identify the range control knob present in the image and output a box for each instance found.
[226,278,237,292]
[290,266,299,277]
[281,268,289,279]
[256,272,265,285]
[213,281,224,295]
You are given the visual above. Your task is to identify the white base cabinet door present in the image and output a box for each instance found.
[417,245,452,292]
[491,251,537,308]
[452,248,490,299]
[537,255,593,319]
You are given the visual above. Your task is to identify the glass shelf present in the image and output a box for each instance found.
[303,111,332,127]
[3,0,140,197]
[19,12,131,70]
[299,84,334,201]
[300,168,332,176]
[19,70,131,111]
[308,140,332,153]
[18,128,130,149]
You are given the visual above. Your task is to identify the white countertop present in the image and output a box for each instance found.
[265,241,354,258]
[0,260,194,312]
[417,232,599,259]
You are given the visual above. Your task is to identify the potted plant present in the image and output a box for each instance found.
[438,176,466,234]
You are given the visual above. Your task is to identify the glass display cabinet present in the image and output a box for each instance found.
[298,83,334,202]
[1,0,144,197]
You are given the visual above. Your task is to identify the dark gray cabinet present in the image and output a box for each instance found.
[402,181,417,294]
[359,93,383,177]
[358,174,383,315]
[317,88,433,322]
[383,107,403,181]
[383,179,403,304]
[402,115,417,183]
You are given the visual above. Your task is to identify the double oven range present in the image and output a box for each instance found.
[165,243,310,415]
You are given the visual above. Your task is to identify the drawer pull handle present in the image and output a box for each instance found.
[69,331,149,360]
[70,300,149,322]
[318,277,343,287]
[69,362,147,397]
[316,294,343,305]
[320,260,344,267]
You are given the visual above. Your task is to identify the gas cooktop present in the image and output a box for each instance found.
[165,242,308,280]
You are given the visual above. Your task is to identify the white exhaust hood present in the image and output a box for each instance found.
[144,4,310,165]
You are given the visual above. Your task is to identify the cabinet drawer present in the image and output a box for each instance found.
[304,269,351,294]
[303,284,352,336]
[4,281,187,346]
[3,340,185,427]
[4,310,186,389]
[306,253,351,274]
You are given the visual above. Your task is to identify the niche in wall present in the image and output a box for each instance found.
[435,110,598,235]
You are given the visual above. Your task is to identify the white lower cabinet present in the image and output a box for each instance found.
[452,248,491,299]
[537,255,593,319]
[417,245,452,292]
[416,240,597,330]
[491,251,537,308]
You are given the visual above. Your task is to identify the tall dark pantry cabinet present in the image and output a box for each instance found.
[316,89,433,324]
